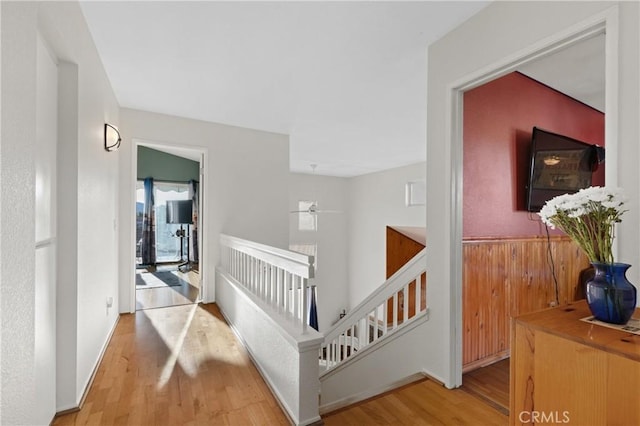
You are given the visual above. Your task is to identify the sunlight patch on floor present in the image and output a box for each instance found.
[143,304,245,389]
[151,303,199,387]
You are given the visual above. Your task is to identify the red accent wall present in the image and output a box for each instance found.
[463,72,604,239]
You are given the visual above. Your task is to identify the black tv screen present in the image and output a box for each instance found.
[166,200,193,224]
[526,127,597,212]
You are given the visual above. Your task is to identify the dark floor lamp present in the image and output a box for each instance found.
[166,199,193,271]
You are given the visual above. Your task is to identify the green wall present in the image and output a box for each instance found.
[137,146,199,182]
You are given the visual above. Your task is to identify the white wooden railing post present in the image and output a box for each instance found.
[302,278,308,332]
[403,286,409,324]
[415,277,421,315]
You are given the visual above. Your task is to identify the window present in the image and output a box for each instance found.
[135,181,145,264]
[154,182,190,262]
[136,180,191,264]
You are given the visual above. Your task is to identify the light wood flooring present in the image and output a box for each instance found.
[136,265,200,310]
[323,377,507,425]
[54,303,288,425]
[55,300,508,425]
[461,358,510,415]
[322,358,510,424]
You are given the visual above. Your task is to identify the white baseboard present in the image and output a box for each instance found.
[55,314,120,416]
[319,372,427,414]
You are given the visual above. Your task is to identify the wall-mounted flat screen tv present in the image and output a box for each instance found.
[166,199,193,224]
[526,127,599,212]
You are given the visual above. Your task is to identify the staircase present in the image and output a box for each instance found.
[216,234,428,425]
[318,248,427,412]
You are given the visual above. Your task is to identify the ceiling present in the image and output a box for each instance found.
[80,1,490,176]
[80,2,604,177]
[518,33,605,113]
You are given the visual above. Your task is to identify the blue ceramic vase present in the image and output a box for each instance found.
[586,262,637,325]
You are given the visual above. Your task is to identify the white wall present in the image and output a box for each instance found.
[289,173,349,331]
[347,162,426,307]
[426,1,639,387]
[1,1,121,420]
[119,109,290,310]
[289,163,426,327]
[320,316,429,412]
[1,3,39,423]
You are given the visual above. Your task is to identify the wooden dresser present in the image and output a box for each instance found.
[510,300,640,425]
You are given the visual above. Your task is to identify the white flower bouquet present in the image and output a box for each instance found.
[538,186,627,264]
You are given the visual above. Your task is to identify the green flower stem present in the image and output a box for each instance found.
[550,205,616,264]
[540,187,626,265]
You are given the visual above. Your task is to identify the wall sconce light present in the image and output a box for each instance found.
[104,123,121,152]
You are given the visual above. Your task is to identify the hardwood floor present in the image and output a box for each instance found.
[53,303,288,425]
[461,358,510,415]
[54,300,508,425]
[136,266,200,310]
[322,377,508,425]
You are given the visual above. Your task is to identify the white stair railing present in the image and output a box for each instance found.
[220,234,315,331]
[217,234,322,425]
[319,248,427,374]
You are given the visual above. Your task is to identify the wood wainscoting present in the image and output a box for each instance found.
[462,235,589,371]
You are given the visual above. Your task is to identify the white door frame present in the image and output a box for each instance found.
[448,7,619,385]
[130,138,208,311]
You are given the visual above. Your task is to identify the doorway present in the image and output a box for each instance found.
[453,10,617,404]
[134,142,205,310]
